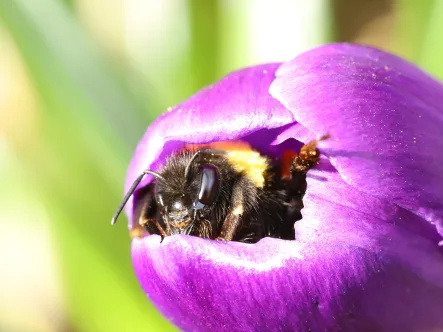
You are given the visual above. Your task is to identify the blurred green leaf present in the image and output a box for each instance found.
[0,0,149,155]
[418,1,443,80]
[0,0,174,331]
[393,0,443,80]
[217,0,249,76]
[188,0,220,87]
[393,0,435,64]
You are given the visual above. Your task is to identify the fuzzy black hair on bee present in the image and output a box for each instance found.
[112,136,327,243]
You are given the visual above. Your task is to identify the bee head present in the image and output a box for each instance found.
[155,152,224,235]
[111,148,235,238]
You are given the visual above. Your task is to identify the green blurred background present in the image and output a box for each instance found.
[0,0,441,331]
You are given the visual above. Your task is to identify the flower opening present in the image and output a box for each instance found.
[123,43,443,331]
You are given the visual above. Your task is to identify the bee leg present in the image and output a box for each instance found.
[293,135,326,172]
[281,135,329,240]
[141,216,167,238]
[281,169,305,240]
[294,134,329,171]
[216,183,245,241]
[288,135,328,199]
[130,198,167,239]
[130,216,167,239]
[216,213,242,241]
[130,224,146,239]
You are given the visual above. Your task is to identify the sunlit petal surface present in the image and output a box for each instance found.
[270,43,443,234]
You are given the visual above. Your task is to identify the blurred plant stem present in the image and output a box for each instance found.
[393,0,434,63]
[188,0,220,88]
[417,0,443,80]
[331,0,393,48]
[393,0,443,79]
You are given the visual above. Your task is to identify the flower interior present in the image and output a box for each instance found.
[130,129,321,243]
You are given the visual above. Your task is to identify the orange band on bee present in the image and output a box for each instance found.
[184,140,253,153]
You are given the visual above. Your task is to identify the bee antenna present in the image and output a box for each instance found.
[184,151,202,179]
[111,170,165,225]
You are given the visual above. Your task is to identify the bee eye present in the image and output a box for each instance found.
[197,164,219,206]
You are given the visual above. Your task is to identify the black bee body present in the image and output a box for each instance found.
[113,138,325,243]
[142,151,293,242]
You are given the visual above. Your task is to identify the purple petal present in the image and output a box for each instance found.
[270,43,443,235]
[132,207,443,332]
[128,44,443,331]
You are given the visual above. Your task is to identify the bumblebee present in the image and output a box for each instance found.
[112,136,328,243]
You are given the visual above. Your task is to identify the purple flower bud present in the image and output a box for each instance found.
[125,44,443,331]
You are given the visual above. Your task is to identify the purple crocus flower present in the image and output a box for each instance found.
[125,44,443,331]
